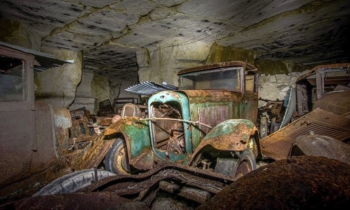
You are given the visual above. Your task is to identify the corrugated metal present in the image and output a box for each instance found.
[125,81,177,95]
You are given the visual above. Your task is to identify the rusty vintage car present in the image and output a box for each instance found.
[103,61,263,178]
[260,63,350,160]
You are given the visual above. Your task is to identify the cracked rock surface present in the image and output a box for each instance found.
[1,0,349,81]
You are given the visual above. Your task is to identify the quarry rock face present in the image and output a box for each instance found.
[34,50,82,108]
[1,0,349,111]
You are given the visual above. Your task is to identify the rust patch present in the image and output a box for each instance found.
[260,108,350,160]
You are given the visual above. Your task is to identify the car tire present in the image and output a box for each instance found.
[33,169,115,196]
[233,148,256,179]
[104,138,131,175]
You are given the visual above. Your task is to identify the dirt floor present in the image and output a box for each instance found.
[197,156,350,210]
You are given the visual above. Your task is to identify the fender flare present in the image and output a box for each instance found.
[103,117,152,170]
[191,119,258,160]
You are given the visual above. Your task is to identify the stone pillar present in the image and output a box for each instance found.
[91,75,111,114]
[69,72,95,113]
[34,50,82,108]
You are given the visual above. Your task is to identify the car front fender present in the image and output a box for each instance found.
[192,119,258,157]
[103,117,152,169]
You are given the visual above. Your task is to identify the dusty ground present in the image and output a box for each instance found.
[197,156,350,210]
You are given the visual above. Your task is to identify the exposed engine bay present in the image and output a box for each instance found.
[151,103,185,155]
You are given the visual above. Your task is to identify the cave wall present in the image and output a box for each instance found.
[34,49,82,108]
[137,39,212,86]
[0,18,41,51]
[136,40,311,109]
[109,78,140,105]
[69,72,95,113]
[1,17,313,113]
[91,76,111,114]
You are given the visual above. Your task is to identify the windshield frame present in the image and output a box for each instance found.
[178,66,244,93]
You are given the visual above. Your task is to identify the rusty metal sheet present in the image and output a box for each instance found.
[81,161,235,195]
[182,90,242,102]
[291,134,350,164]
[296,63,350,82]
[192,119,258,158]
[72,135,115,170]
[260,108,350,160]
[313,91,350,116]
[198,105,229,134]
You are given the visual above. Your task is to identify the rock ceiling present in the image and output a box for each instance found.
[0,0,349,81]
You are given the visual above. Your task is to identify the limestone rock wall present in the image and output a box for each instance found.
[205,43,257,65]
[137,41,308,110]
[258,72,303,108]
[0,18,41,51]
[0,18,82,109]
[69,72,95,113]
[91,76,111,114]
[109,79,140,106]
[34,50,82,108]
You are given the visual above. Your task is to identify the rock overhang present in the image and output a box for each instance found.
[0,0,349,81]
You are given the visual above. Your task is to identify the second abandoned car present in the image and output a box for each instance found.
[103,61,263,178]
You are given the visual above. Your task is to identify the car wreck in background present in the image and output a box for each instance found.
[260,63,350,160]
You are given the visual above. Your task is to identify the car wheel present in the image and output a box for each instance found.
[104,138,131,175]
[233,148,256,179]
[33,169,115,196]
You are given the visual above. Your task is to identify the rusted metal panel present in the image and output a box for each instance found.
[313,90,350,116]
[192,119,258,158]
[290,134,350,164]
[103,117,152,168]
[296,63,350,81]
[182,90,242,103]
[0,47,37,190]
[198,106,229,134]
[260,108,350,160]
[72,136,115,170]
[159,181,211,204]
[0,110,34,188]
[81,161,234,195]
[296,63,350,100]
[32,102,58,170]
